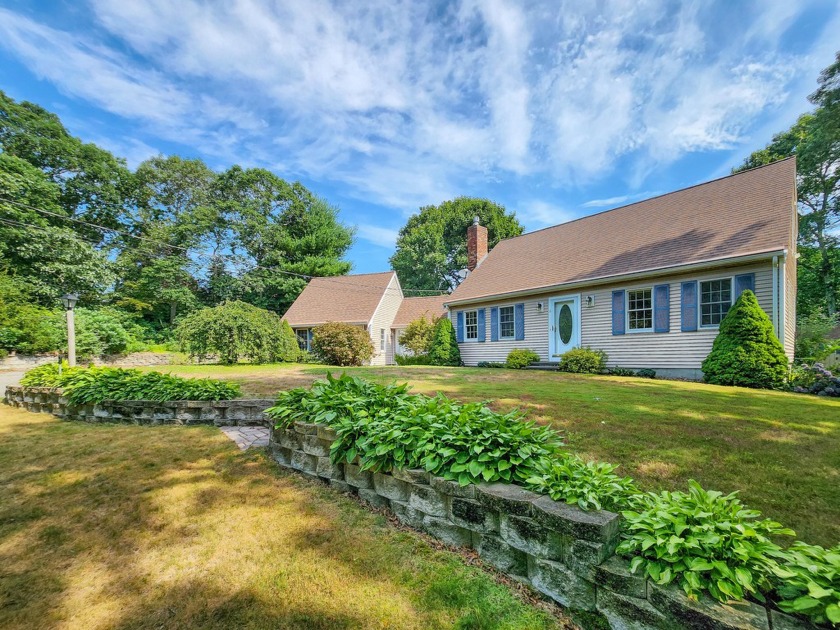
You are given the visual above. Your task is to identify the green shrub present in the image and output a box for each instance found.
[506,348,540,369]
[525,456,638,511]
[558,347,607,373]
[177,300,296,364]
[428,317,461,366]
[395,353,433,366]
[607,367,637,377]
[399,316,437,355]
[266,374,563,486]
[794,310,840,363]
[312,321,374,366]
[74,307,133,357]
[702,290,790,389]
[477,361,506,368]
[636,368,656,379]
[773,541,840,626]
[617,480,793,603]
[790,363,840,397]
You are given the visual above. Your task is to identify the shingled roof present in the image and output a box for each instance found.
[392,295,449,328]
[448,158,797,305]
[283,271,399,327]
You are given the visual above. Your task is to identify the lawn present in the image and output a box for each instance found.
[153,363,840,547]
[0,404,564,630]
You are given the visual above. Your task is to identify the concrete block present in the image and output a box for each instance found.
[315,456,344,480]
[528,556,597,611]
[277,429,301,450]
[648,581,769,630]
[372,472,409,502]
[769,609,820,630]
[421,515,472,548]
[392,468,430,484]
[290,450,318,474]
[390,501,425,529]
[474,534,528,577]
[449,497,499,533]
[499,513,564,560]
[597,588,669,630]
[532,495,620,544]
[476,483,539,517]
[272,446,293,467]
[430,475,476,499]
[593,556,647,600]
[329,479,352,494]
[293,421,319,435]
[316,425,338,441]
[302,434,331,457]
[344,464,374,489]
[407,483,448,517]
[565,539,615,580]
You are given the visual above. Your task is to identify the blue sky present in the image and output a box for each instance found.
[1,1,838,274]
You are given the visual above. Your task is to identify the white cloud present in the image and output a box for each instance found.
[582,191,658,208]
[357,224,400,249]
[517,200,578,228]
[0,0,830,210]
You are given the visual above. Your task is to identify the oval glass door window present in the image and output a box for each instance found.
[558,304,573,344]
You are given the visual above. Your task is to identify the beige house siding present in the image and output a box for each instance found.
[454,261,781,374]
[368,275,403,365]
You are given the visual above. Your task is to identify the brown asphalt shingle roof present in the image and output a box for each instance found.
[392,295,449,328]
[448,158,797,304]
[283,271,398,327]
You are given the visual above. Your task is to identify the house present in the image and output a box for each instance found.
[283,271,403,366]
[444,158,798,379]
[282,271,448,365]
[391,295,449,356]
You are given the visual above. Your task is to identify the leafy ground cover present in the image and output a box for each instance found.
[0,404,563,630]
[149,364,840,547]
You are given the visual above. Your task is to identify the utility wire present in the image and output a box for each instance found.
[0,196,449,297]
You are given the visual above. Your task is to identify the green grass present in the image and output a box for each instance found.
[149,363,840,547]
[0,404,562,630]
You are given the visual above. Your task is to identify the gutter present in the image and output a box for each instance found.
[444,249,785,308]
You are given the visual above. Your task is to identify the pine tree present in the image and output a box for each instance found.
[428,317,461,366]
[701,290,789,388]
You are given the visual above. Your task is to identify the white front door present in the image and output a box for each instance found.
[549,296,580,359]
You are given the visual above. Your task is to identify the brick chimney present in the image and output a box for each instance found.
[466,216,488,272]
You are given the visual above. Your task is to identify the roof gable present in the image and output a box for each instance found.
[449,159,796,304]
[283,271,398,327]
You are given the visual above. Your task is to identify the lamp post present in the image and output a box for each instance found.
[61,293,78,367]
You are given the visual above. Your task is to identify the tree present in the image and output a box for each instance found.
[701,291,790,389]
[311,322,373,366]
[794,310,839,363]
[176,300,298,365]
[390,197,524,292]
[427,317,461,366]
[735,52,840,316]
[399,316,437,355]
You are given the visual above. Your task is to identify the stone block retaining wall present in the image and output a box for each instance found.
[0,351,180,370]
[4,386,272,427]
[271,421,815,630]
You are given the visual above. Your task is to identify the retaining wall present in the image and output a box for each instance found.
[271,421,815,630]
[0,352,180,370]
[4,386,272,427]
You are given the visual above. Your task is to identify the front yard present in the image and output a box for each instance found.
[157,364,840,547]
[0,404,562,630]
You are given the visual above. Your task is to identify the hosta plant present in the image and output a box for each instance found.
[525,456,639,511]
[773,541,840,626]
[617,480,794,603]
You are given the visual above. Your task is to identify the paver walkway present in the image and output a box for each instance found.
[219,425,270,450]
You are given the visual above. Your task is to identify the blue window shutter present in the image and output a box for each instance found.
[681,281,698,332]
[490,307,499,342]
[515,303,525,340]
[654,284,670,333]
[612,290,625,335]
[477,308,486,342]
[456,312,464,343]
[734,273,755,298]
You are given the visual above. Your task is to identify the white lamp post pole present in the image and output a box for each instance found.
[61,294,78,367]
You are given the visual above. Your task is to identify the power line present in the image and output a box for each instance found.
[0,196,449,297]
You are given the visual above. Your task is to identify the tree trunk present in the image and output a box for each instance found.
[170,301,177,324]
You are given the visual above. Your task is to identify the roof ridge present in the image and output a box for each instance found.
[507,156,795,242]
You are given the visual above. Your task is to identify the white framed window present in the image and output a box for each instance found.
[627,288,653,331]
[700,278,732,327]
[296,329,311,352]
[499,305,515,339]
[465,310,478,340]
[380,329,386,351]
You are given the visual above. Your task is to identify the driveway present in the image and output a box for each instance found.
[0,371,24,395]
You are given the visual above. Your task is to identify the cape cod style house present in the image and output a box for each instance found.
[444,158,797,379]
[282,271,447,365]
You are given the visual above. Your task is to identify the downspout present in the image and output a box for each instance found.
[779,252,787,348]
[771,255,779,340]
